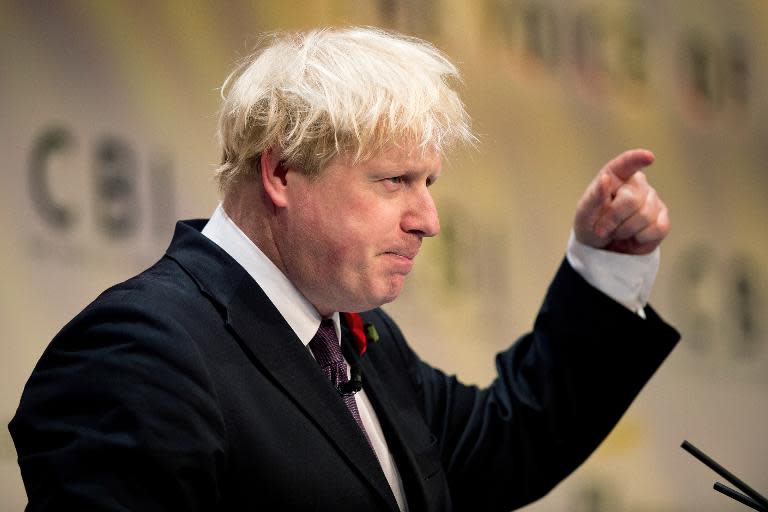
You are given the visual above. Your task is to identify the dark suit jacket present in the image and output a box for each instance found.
[10,220,679,511]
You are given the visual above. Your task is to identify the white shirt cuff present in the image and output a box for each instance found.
[566,230,660,317]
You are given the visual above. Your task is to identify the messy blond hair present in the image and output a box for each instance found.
[215,26,474,193]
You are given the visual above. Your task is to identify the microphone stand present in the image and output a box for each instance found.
[682,440,767,512]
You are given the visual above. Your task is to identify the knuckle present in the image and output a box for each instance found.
[641,195,657,218]
[616,187,635,201]
[614,188,638,212]
[635,231,653,244]
[659,208,671,232]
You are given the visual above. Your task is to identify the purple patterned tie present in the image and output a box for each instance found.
[309,319,370,442]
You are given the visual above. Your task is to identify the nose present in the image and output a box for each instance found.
[402,187,440,238]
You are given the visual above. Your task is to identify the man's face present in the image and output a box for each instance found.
[276,145,441,315]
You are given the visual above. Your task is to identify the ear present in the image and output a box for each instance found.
[260,149,290,208]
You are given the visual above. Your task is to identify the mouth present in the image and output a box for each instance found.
[382,250,417,272]
[385,250,416,260]
[384,242,421,259]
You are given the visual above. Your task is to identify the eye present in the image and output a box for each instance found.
[379,175,405,191]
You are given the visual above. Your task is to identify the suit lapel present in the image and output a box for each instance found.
[226,278,399,511]
[341,325,437,512]
[166,221,399,510]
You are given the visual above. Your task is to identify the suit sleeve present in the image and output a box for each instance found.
[9,288,228,511]
[374,259,679,511]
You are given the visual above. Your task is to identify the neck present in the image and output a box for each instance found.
[222,182,333,318]
[222,181,284,276]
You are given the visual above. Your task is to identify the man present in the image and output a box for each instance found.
[10,27,678,511]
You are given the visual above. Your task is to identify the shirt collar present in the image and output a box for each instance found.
[201,203,341,345]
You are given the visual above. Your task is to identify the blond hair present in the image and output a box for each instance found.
[215,26,474,192]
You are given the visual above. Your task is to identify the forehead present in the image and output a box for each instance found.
[332,144,442,174]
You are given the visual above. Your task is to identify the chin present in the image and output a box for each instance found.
[344,276,405,312]
[348,291,398,313]
[376,281,405,306]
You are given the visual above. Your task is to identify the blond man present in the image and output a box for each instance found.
[12,27,678,511]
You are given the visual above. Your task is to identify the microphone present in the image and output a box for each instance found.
[681,440,768,512]
[337,364,363,395]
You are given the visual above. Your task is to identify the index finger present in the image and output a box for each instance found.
[603,149,655,188]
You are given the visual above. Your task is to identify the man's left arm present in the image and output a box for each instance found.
[377,261,679,511]
[380,149,678,510]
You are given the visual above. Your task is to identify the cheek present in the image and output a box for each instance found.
[297,191,385,270]
[328,234,368,270]
[322,208,378,262]
[299,214,364,270]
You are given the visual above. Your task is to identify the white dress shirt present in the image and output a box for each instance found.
[566,230,659,318]
[202,203,660,510]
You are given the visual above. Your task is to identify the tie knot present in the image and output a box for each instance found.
[309,319,343,368]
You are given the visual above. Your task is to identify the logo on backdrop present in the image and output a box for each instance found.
[26,125,176,264]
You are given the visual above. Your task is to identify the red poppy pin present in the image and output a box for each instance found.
[342,312,380,356]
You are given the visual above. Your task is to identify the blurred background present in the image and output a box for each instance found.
[1,0,766,510]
